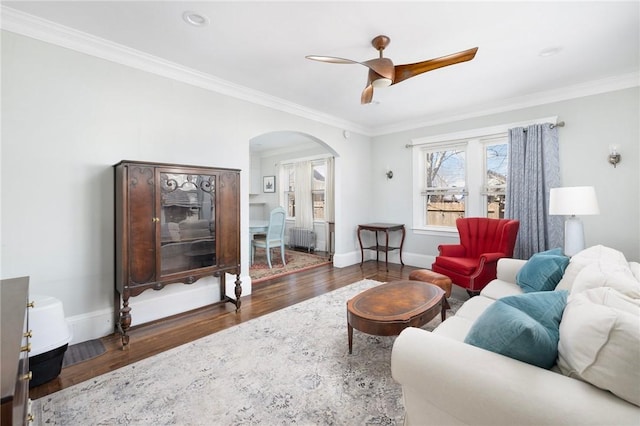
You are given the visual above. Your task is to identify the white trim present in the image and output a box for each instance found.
[409,116,558,147]
[412,226,459,237]
[374,74,638,136]
[0,6,368,136]
[277,153,332,166]
[2,6,637,137]
[66,273,251,344]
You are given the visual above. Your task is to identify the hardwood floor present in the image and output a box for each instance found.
[31,259,421,400]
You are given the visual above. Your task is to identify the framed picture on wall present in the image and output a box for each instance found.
[263,176,276,193]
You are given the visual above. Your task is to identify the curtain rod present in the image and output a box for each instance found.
[523,121,565,131]
[405,120,566,148]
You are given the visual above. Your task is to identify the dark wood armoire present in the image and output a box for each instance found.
[114,161,241,347]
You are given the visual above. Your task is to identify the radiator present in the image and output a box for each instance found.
[289,227,315,252]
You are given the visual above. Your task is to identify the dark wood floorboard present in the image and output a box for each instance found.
[31,260,420,399]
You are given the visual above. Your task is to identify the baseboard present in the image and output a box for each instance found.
[402,252,436,269]
[331,251,360,268]
[66,273,252,344]
[332,250,436,269]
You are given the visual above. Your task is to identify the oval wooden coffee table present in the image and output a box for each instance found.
[347,280,445,354]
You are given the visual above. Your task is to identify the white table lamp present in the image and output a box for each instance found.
[549,186,600,256]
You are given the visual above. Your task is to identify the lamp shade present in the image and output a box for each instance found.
[549,186,600,216]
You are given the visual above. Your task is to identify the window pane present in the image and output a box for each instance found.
[285,166,295,192]
[425,149,466,226]
[312,192,324,219]
[486,194,505,219]
[286,192,295,217]
[312,163,325,191]
[486,143,507,186]
[485,143,507,219]
[426,150,465,189]
[425,194,465,227]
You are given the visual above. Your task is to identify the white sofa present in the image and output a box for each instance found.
[391,245,640,425]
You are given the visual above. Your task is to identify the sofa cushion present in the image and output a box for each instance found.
[557,287,640,407]
[480,279,524,300]
[630,262,640,282]
[464,291,568,369]
[569,262,640,299]
[556,245,629,291]
[432,316,474,342]
[453,296,495,321]
[516,248,569,293]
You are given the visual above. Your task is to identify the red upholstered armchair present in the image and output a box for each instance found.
[431,217,520,295]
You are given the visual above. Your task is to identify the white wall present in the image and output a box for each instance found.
[3,29,637,345]
[371,88,640,265]
[1,31,371,343]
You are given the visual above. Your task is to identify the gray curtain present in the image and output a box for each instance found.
[505,123,563,259]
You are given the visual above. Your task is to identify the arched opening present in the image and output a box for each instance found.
[248,131,337,282]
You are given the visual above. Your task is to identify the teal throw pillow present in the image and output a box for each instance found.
[516,248,569,292]
[464,291,568,369]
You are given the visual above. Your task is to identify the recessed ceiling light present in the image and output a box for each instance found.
[539,47,562,57]
[183,11,210,27]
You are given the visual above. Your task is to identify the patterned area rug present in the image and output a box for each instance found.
[250,247,331,283]
[33,279,461,425]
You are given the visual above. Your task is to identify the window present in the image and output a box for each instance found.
[423,146,467,228]
[485,142,508,219]
[281,158,327,220]
[283,165,296,217]
[412,134,509,232]
[411,117,557,233]
[312,162,326,220]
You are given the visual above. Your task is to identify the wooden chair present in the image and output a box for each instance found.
[251,207,286,268]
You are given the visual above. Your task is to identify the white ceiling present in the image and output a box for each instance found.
[3,1,639,137]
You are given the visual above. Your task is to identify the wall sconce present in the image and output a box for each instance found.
[609,145,621,168]
[385,165,393,179]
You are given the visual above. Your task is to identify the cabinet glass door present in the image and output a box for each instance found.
[159,172,216,276]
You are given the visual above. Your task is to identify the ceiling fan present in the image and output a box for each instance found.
[306,35,478,104]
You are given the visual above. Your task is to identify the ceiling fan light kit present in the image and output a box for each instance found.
[371,77,393,88]
[306,35,478,104]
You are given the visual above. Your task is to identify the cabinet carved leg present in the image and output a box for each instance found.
[119,293,131,349]
[234,274,242,311]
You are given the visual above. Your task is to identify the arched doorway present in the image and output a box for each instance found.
[249,131,337,281]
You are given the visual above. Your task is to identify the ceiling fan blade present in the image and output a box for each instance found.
[305,55,360,65]
[392,47,479,85]
[361,84,374,104]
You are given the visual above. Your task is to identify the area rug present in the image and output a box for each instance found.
[250,247,331,283]
[32,279,461,425]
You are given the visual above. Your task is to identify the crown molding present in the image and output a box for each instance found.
[2,6,637,139]
[0,6,369,136]
[371,71,640,136]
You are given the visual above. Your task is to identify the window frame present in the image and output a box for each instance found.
[483,139,509,219]
[411,117,558,235]
[420,142,469,233]
[279,156,329,222]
